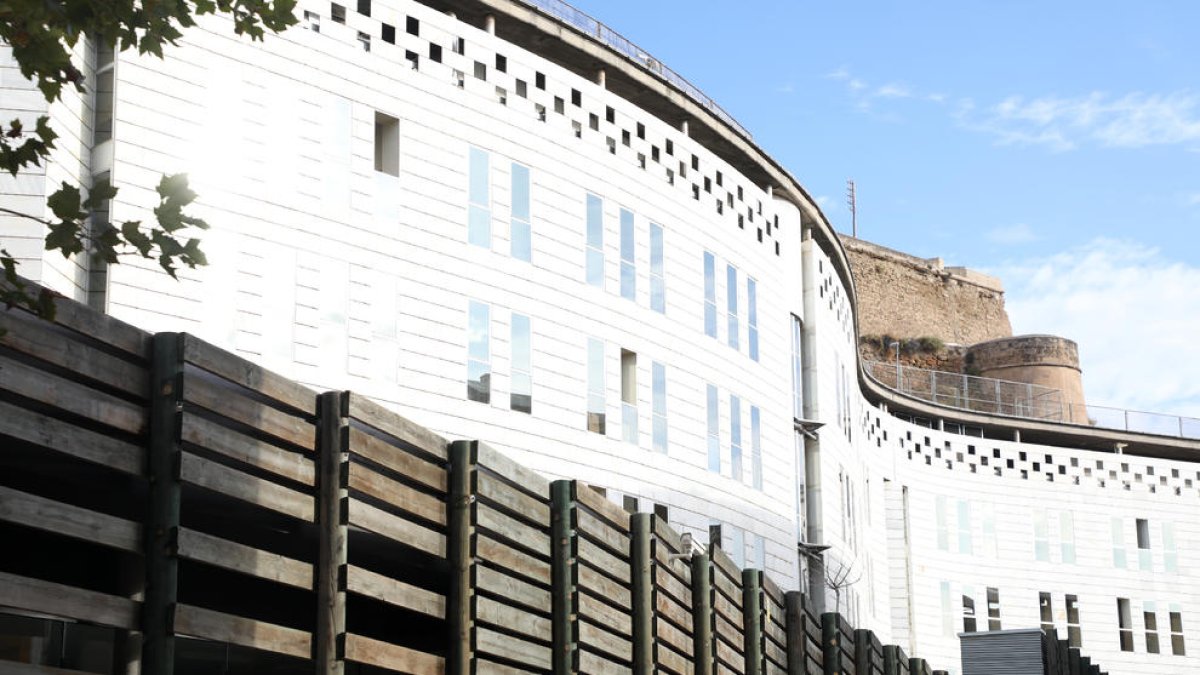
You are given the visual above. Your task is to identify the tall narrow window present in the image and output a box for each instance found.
[703,252,717,337]
[468,147,491,248]
[621,349,637,444]
[1170,605,1186,655]
[620,208,635,301]
[987,587,1001,630]
[962,587,977,633]
[957,500,972,555]
[729,526,746,568]
[1136,518,1152,570]
[652,362,667,453]
[940,582,954,637]
[1065,595,1081,647]
[1163,523,1178,573]
[1033,510,1050,561]
[981,503,998,558]
[466,301,490,403]
[93,40,115,145]
[1039,592,1054,634]
[750,405,762,490]
[706,384,720,472]
[1117,598,1134,652]
[753,534,766,571]
[510,314,531,413]
[935,496,949,551]
[511,163,531,261]
[1145,602,1160,654]
[587,338,605,433]
[586,194,604,287]
[1112,517,1128,568]
[729,394,743,481]
[374,112,400,176]
[726,264,739,349]
[791,315,804,419]
[649,223,665,313]
[1060,511,1076,564]
[747,278,759,361]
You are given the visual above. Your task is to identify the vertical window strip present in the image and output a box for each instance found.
[935,495,949,551]
[1136,518,1152,571]
[510,163,531,261]
[730,394,743,481]
[1145,601,1161,654]
[510,313,531,413]
[791,315,804,419]
[1066,595,1082,648]
[652,362,667,453]
[468,147,491,248]
[1163,523,1178,573]
[586,337,606,433]
[620,208,635,301]
[987,587,1001,631]
[649,223,665,313]
[1039,592,1054,633]
[466,301,490,403]
[706,384,720,472]
[1117,598,1134,652]
[1060,511,1076,564]
[747,277,758,361]
[726,264,739,349]
[940,581,954,637]
[1112,517,1127,568]
[620,349,637,444]
[703,252,717,337]
[750,405,762,490]
[586,194,604,287]
[1033,510,1050,561]
[962,586,977,633]
[1169,604,1186,655]
[957,500,972,555]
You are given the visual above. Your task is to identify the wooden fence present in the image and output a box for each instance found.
[0,291,1107,675]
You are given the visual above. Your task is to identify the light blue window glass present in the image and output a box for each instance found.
[511,163,531,261]
[791,316,804,419]
[586,194,604,287]
[730,394,742,481]
[468,147,490,248]
[703,252,717,337]
[652,362,667,453]
[587,338,606,433]
[621,349,637,444]
[750,405,762,490]
[649,223,665,313]
[511,313,532,413]
[466,301,490,403]
[747,277,758,361]
[620,208,635,301]
[706,384,720,472]
[726,265,739,350]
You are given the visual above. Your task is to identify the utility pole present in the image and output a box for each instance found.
[845,179,857,238]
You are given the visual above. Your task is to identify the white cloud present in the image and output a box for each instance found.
[996,238,1200,419]
[985,223,1040,245]
[1186,192,1200,206]
[875,83,912,99]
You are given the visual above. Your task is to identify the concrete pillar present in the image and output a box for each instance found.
[484,14,495,34]
[680,119,689,136]
[596,68,606,88]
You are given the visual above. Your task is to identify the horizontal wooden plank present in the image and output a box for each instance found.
[0,399,142,475]
[183,335,316,415]
[344,633,444,674]
[0,309,148,399]
[348,393,447,462]
[0,293,149,359]
[577,509,630,559]
[710,546,740,581]
[0,486,140,552]
[0,658,99,674]
[477,596,552,642]
[177,527,312,590]
[577,536,631,585]
[712,569,742,611]
[765,636,787,668]
[0,354,146,435]
[348,498,445,557]
[346,565,444,618]
[348,463,445,526]
[574,482,630,531]
[182,414,315,486]
[180,452,314,521]
[476,564,551,614]
[476,536,552,587]
[579,619,632,661]
[0,571,136,629]
[477,503,549,557]
[654,589,691,632]
[655,565,692,611]
[579,591,632,636]
[579,648,632,675]
[654,540,694,580]
[762,575,784,606]
[714,632,744,673]
[476,443,547,499]
[476,659,529,675]
[174,603,310,659]
[654,636,693,675]
[349,427,446,494]
[475,627,551,670]
[183,374,315,450]
[655,618,693,661]
[477,471,549,525]
[714,592,743,631]
[578,563,631,611]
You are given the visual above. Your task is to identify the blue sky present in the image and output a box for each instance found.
[569,0,1200,419]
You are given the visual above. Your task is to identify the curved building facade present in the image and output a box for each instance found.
[2,1,1198,673]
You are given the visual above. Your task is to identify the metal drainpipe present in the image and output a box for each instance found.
[800,228,824,612]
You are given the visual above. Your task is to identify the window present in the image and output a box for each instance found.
[987,587,1001,630]
[703,252,717,338]
[940,582,954,637]
[406,50,419,70]
[747,278,758,361]
[620,208,635,301]
[468,147,491,248]
[381,23,395,43]
[510,314,531,413]
[791,316,803,419]
[729,525,745,568]
[1060,512,1076,564]
[1170,604,1186,655]
[730,394,742,481]
[571,88,581,106]
[331,3,346,23]
[1145,602,1160,654]
[935,496,949,551]
[1117,598,1134,652]
[750,405,762,490]
[473,61,486,80]
[495,54,507,73]
[1136,518,1152,570]
[466,301,490,403]
[356,0,370,16]
[981,503,998,558]
[93,40,115,144]
[1033,510,1049,561]
[1039,592,1054,634]
[621,350,637,444]
[405,15,419,35]
[652,362,667,453]
[511,163,531,261]
[587,338,605,433]
[374,112,399,176]
[1163,523,1178,573]
[726,265,739,349]
[535,72,545,89]
[962,587,977,633]
[585,194,604,287]
[1112,517,1128,568]
[706,384,720,472]
[304,10,320,32]
[752,534,766,571]
[955,500,972,554]
[357,31,370,51]
[1066,595,1081,647]
[451,36,464,54]
[649,223,665,313]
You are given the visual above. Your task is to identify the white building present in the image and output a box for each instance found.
[2,0,1197,672]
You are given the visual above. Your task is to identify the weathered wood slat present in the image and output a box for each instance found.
[180,452,314,521]
[656,567,694,611]
[477,596,552,642]
[0,399,142,474]
[348,498,446,556]
[578,536,632,585]
[575,482,630,531]
[578,563,632,611]
[0,486,140,552]
[183,335,316,415]
[181,414,314,486]
[346,565,445,618]
[476,564,552,614]
[177,527,312,590]
[714,634,744,673]
[475,659,528,675]
[183,374,315,449]
[349,426,446,494]
[477,503,549,556]
[656,589,693,631]
[476,443,548,499]
[348,463,445,526]
[579,648,632,675]
[710,547,740,580]
[477,535,551,587]
[577,509,631,558]
[579,619,632,661]
[579,591,632,636]
[344,633,445,674]
[714,592,744,631]
[9,292,150,358]
[349,393,448,461]
[765,637,787,668]
[0,309,148,398]
[475,627,552,670]
[712,571,742,611]
[0,571,137,629]
[656,618,693,660]
[655,636,693,675]
[477,471,550,524]
[174,603,310,659]
[0,354,146,435]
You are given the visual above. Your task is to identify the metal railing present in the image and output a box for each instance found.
[515,0,753,140]
[864,361,1200,440]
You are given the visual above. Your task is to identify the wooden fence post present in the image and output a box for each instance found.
[142,332,185,674]
[785,592,805,673]
[448,440,478,675]
[315,390,349,675]
[822,613,842,675]
[550,479,577,674]
[691,554,714,675]
[630,513,653,675]
[742,570,763,675]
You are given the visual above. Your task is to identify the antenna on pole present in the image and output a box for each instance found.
[845,179,857,238]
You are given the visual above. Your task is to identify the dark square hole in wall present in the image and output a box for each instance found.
[1032,462,1040,471]
[1007,459,1015,469]
[406,16,419,35]
[738,215,744,229]
[571,88,581,106]
[651,146,659,162]
[381,23,395,43]
[1019,451,1027,461]
[452,36,464,54]
[665,139,674,155]
[775,241,780,256]
[622,129,630,146]
[554,97,564,114]
[606,106,615,123]
[495,54,507,72]
[981,456,989,466]
[515,79,527,97]
[637,122,645,139]
[357,0,370,16]
[993,449,1001,458]
[535,72,545,89]
[405,50,418,69]
[1059,466,1067,475]
[1045,454,1053,464]
[704,177,711,193]
[968,445,976,454]
[654,503,669,522]
[473,61,486,80]
[429,43,442,62]
[757,228,763,242]
[331,3,346,23]
[589,113,599,130]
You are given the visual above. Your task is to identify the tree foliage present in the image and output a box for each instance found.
[0,0,297,316]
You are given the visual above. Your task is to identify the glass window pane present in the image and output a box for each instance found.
[587,194,603,248]
[704,252,715,300]
[587,249,604,287]
[620,209,634,261]
[587,338,606,433]
[651,276,665,313]
[511,163,530,221]
[468,301,489,361]
[469,146,489,204]
[707,384,720,472]
[750,405,762,490]
[468,204,491,248]
[511,219,531,261]
[649,223,663,275]
[467,359,490,403]
[621,261,635,300]
[730,394,742,481]
[511,314,531,371]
